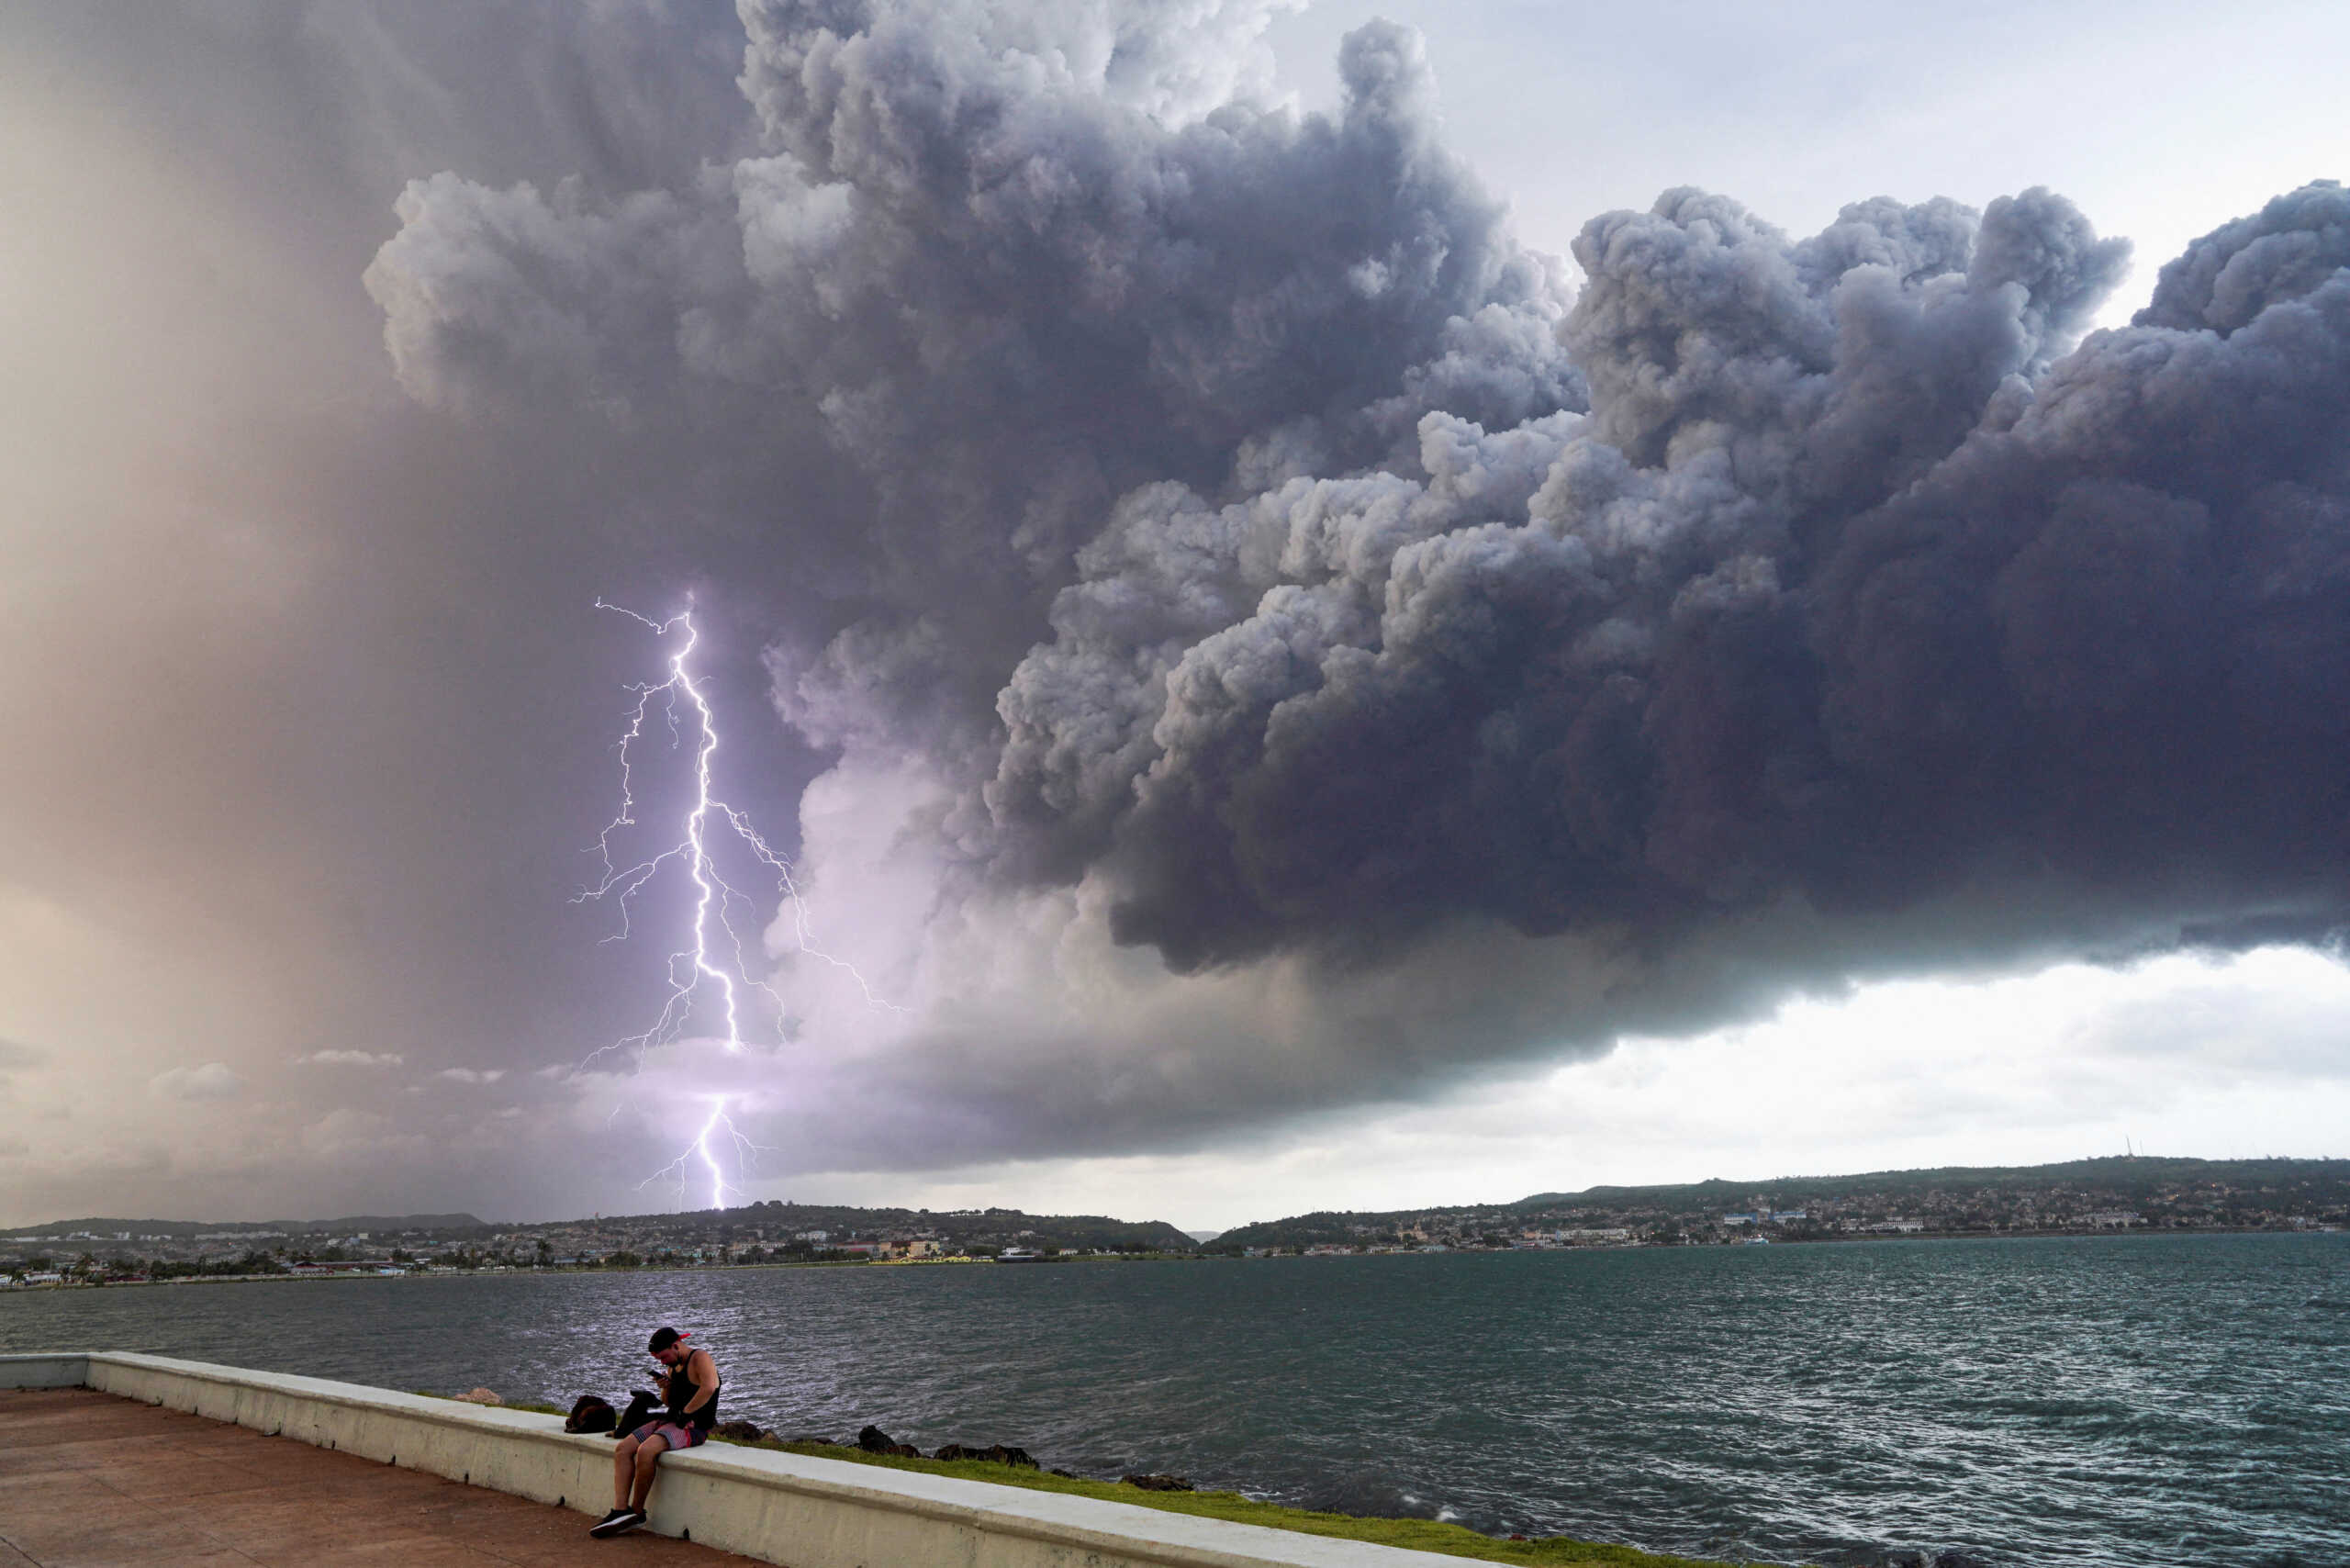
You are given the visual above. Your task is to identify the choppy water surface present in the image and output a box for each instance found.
[6,1234,2344,1566]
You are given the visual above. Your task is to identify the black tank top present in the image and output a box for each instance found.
[665,1355,720,1431]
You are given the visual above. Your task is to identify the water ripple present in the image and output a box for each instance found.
[4,1233,2344,1566]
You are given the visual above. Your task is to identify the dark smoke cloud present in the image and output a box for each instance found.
[993,177,2350,977]
[360,3,2350,1173]
[9,0,2347,1224]
[370,1,1577,750]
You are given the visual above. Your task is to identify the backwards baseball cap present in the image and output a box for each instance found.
[647,1327,690,1353]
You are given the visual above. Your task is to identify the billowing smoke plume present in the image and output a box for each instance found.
[997,179,2350,970]
[367,0,2350,1163]
[369,1,1576,745]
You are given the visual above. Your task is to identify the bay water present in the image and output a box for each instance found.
[5,1234,2344,1566]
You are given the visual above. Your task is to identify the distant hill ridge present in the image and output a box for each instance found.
[1510,1155,2345,1209]
[1209,1155,2350,1250]
[18,1156,2345,1246]
[4,1200,1196,1252]
[621,1199,1199,1253]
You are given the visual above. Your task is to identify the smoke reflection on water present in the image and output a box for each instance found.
[4,1235,2344,1567]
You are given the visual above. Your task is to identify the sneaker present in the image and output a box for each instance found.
[609,1510,647,1536]
[588,1507,642,1538]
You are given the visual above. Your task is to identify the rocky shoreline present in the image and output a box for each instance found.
[714,1417,1201,1496]
[707,1416,1996,1568]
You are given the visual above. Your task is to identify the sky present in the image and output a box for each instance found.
[3,1,2347,1232]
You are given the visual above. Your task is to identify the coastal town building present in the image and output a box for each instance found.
[6,1159,2345,1285]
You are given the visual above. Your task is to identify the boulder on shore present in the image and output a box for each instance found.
[453,1387,501,1406]
[1122,1473,1194,1492]
[856,1424,923,1458]
[712,1419,767,1443]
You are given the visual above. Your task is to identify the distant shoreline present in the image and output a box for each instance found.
[7,1225,2338,1294]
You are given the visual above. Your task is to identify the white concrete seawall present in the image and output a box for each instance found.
[1,1352,1463,1568]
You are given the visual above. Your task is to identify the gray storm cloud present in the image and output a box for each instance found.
[1007,181,2350,969]
[369,1,1576,735]
[364,0,2350,1167]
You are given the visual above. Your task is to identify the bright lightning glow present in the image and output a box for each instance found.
[579,599,895,1210]
[637,1095,761,1213]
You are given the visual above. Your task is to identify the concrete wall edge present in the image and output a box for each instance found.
[2,1350,1460,1568]
[0,1351,89,1388]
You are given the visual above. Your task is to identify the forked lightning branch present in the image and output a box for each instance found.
[576,599,890,1209]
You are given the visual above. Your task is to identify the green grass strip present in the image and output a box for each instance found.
[728,1436,1742,1566]
[412,1394,1743,1565]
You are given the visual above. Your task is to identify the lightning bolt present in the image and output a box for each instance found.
[637,1096,767,1214]
[578,598,895,1209]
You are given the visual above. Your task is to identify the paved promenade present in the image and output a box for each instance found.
[0,1387,763,1566]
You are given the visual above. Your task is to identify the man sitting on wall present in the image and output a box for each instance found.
[591,1326,722,1538]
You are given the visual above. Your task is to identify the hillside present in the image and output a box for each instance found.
[1206,1155,2350,1251]
[1512,1155,2342,1211]
[4,1201,1197,1262]
[621,1200,1199,1254]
